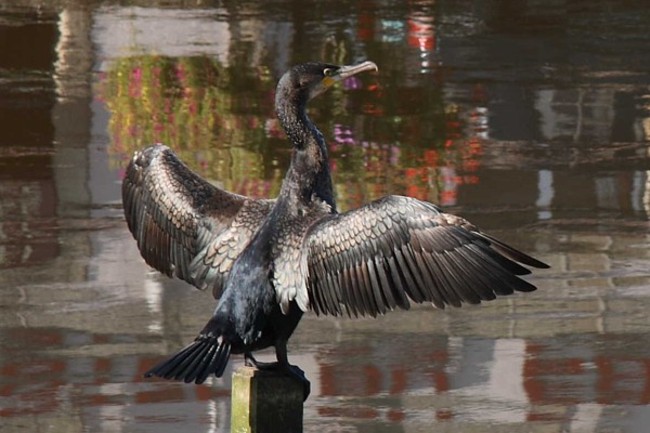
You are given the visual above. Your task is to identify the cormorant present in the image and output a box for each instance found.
[122,61,548,399]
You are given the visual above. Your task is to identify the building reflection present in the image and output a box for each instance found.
[4,288,650,431]
[1,1,650,432]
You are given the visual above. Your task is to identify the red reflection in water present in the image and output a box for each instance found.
[524,341,650,406]
[3,322,650,430]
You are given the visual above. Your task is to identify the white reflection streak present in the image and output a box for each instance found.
[457,338,528,424]
[569,403,603,432]
[484,339,528,422]
[54,9,71,101]
[98,384,128,432]
[93,7,231,69]
[444,336,464,376]
[54,9,91,101]
[144,277,163,332]
[206,399,228,433]
[206,399,218,433]
[536,169,554,220]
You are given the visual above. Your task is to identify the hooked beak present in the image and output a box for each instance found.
[309,60,378,100]
[336,61,379,80]
[323,60,379,87]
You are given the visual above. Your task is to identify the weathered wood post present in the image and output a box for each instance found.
[231,366,304,433]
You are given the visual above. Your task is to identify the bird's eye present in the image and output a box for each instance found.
[323,68,335,77]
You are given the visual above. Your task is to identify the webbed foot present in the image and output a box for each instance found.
[244,352,279,370]
[244,352,310,401]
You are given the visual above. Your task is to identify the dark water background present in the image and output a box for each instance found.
[2,1,650,432]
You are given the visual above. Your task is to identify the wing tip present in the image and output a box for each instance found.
[477,232,550,269]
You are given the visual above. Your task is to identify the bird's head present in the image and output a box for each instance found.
[276,61,378,107]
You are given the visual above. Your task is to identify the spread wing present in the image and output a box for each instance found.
[122,145,274,298]
[302,195,548,317]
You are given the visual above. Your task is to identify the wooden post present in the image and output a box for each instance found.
[231,366,304,433]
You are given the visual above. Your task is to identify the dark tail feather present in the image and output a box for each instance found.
[478,233,550,269]
[145,335,231,384]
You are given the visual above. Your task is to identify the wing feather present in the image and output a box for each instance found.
[122,145,274,297]
[385,255,412,309]
[302,195,548,316]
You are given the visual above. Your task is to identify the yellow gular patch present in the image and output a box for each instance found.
[322,76,336,87]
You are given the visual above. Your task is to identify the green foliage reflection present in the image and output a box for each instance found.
[102,55,282,196]
[102,54,483,208]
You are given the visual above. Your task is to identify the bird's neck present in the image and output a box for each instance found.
[276,101,336,210]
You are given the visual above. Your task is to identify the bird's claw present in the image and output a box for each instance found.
[244,353,310,401]
[244,353,279,370]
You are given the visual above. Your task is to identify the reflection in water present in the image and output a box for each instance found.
[2,1,650,432]
[100,52,484,210]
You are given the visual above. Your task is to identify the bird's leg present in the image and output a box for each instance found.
[275,341,311,401]
[243,346,310,401]
[244,352,279,370]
